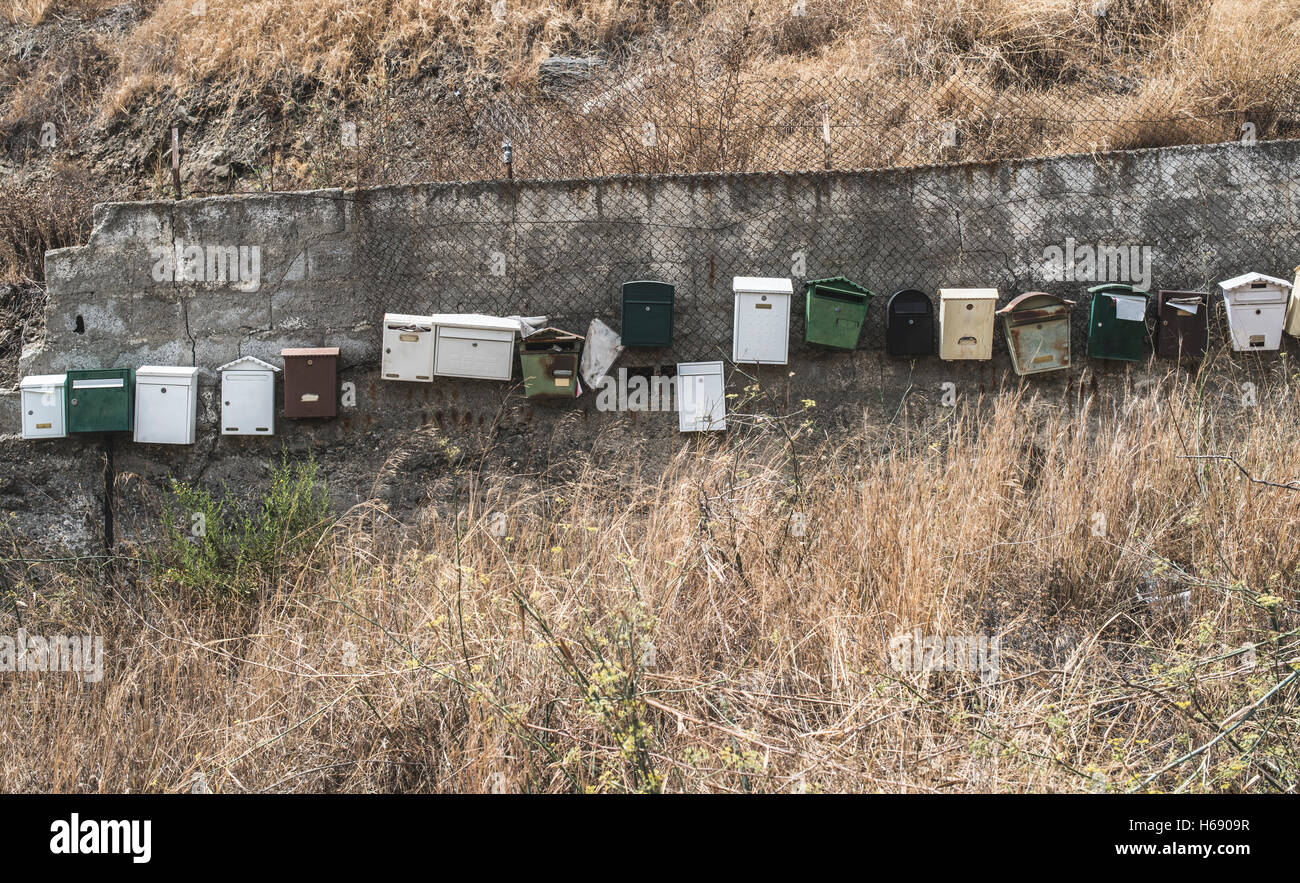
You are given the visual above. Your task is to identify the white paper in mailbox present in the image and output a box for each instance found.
[1111,294,1147,322]
[581,318,624,387]
[1169,299,1200,314]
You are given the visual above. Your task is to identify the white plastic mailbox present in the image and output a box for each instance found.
[382,313,436,381]
[19,374,66,439]
[218,356,279,436]
[732,276,793,365]
[430,314,519,381]
[677,361,726,432]
[134,366,200,445]
[1219,272,1291,352]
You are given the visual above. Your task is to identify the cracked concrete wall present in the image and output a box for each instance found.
[2,140,1299,553]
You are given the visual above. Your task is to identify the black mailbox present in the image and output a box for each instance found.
[886,289,935,357]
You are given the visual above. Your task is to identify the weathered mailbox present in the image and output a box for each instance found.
[1155,290,1209,359]
[732,276,793,365]
[621,281,675,348]
[804,277,872,350]
[939,288,997,360]
[282,347,339,418]
[677,361,726,432]
[20,374,66,439]
[219,356,279,435]
[885,289,935,357]
[519,327,584,399]
[66,368,133,434]
[1086,284,1149,361]
[996,292,1074,376]
[382,313,436,382]
[1219,272,1290,352]
[134,366,200,445]
[431,314,518,381]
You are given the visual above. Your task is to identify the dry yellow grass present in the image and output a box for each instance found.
[2,360,1297,792]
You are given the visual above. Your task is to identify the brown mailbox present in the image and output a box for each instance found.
[1155,290,1209,359]
[281,347,339,418]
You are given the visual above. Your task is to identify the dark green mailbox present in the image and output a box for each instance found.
[65,368,134,433]
[1086,283,1149,362]
[804,277,873,350]
[621,281,674,347]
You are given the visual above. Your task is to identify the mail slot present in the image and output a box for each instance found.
[382,313,436,382]
[65,368,133,433]
[133,366,199,445]
[19,373,66,439]
[1086,283,1149,361]
[804,276,873,350]
[677,361,726,432]
[997,292,1074,375]
[282,347,339,418]
[431,315,518,381]
[519,327,584,399]
[621,281,675,348]
[885,289,935,356]
[1287,265,1300,338]
[1155,290,1209,359]
[219,356,279,435]
[732,276,793,364]
[1219,272,1290,352]
[939,288,997,360]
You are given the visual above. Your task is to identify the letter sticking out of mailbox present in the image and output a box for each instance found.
[804,277,873,351]
[1219,272,1291,352]
[282,347,339,418]
[65,368,133,433]
[732,276,793,365]
[621,281,674,348]
[1155,290,1209,359]
[1086,283,1149,361]
[134,366,200,445]
[938,288,997,360]
[519,327,584,399]
[382,313,435,381]
[219,356,280,435]
[886,289,935,357]
[429,314,520,381]
[997,292,1074,376]
[677,361,726,432]
[19,374,66,439]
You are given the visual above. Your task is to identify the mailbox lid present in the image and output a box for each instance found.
[621,281,675,347]
[66,368,134,432]
[1219,272,1292,304]
[733,276,794,296]
[20,373,66,391]
[677,361,726,432]
[136,365,199,386]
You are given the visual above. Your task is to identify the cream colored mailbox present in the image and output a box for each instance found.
[1287,265,1300,338]
[219,356,279,436]
[134,366,200,445]
[732,276,793,365]
[382,313,436,382]
[431,314,518,381]
[939,288,998,360]
[1219,272,1291,352]
[677,361,726,432]
[19,374,66,439]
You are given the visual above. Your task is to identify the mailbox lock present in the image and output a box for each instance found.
[472,342,478,348]
[160,388,167,394]
[1256,309,1262,315]
[761,295,767,301]
[644,306,651,312]
[307,359,314,366]
[70,398,78,406]
[966,303,974,310]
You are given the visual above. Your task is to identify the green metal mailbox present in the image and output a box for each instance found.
[65,368,134,433]
[804,277,873,350]
[620,281,674,348]
[519,327,584,399]
[1086,283,1149,362]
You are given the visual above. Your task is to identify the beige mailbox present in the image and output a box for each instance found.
[939,288,998,360]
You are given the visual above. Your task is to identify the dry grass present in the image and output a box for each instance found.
[2,362,1298,793]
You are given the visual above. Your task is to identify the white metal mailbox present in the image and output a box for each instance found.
[218,356,279,436]
[1219,272,1291,352]
[431,314,519,381]
[134,366,200,445]
[732,276,793,365]
[939,288,998,360]
[677,361,726,432]
[382,313,436,382]
[19,374,66,439]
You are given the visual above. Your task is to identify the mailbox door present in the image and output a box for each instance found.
[1227,297,1285,351]
[732,292,790,364]
[1156,292,1208,358]
[283,356,338,418]
[435,327,514,380]
[67,370,133,433]
[677,362,726,432]
[805,286,868,350]
[521,351,580,398]
[940,298,995,360]
[135,378,196,445]
[886,291,934,356]
[222,371,275,435]
[1004,314,1071,375]
[621,282,675,348]
[382,321,435,381]
[21,384,66,439]
[1087,291,1148,361]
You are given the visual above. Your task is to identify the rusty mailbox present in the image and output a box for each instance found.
[281,347,339,418]
[1155,290,1209,359]
[997,292,1074,376]
[519,327,584,399]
